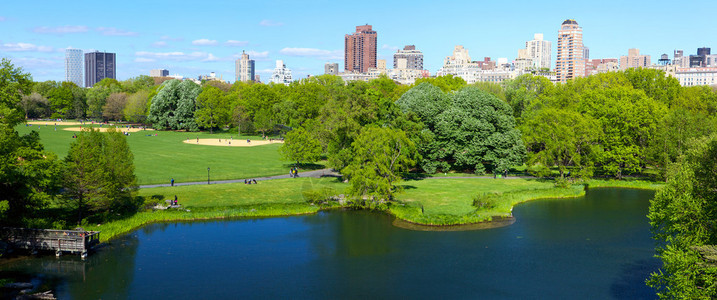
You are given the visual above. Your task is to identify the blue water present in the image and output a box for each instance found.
[3,188,659,299]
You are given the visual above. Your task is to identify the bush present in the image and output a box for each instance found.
[472,193,498,210]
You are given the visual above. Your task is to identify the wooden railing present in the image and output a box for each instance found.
[1,227,100,258]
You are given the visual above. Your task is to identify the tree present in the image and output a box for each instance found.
[414,75,466,93]
[342,127,417,205]
[1,61,38,124]
[63,128,106,224]
[195,86,230,133]
[647,135,717,298]
[423,87,525,174]
[504,74,555,121]
[123,90,151,123]
[21,92,51,118]
[63,128,138,223]
[102,92,128,121]
[279,127,322,165]
[521,107,601,179]
[253,108,275,137]
[579,86,667,178]
[395,82,451,128]
[147,79,202,131]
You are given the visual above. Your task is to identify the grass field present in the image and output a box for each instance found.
[15,123,315,185]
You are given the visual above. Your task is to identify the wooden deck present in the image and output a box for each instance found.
[1,227,100,258]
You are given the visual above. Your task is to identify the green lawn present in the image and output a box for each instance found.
[16,123,316,184]
[396,178,563,215]
[139,177,346,208]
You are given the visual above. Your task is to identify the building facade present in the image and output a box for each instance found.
[324,63,339,75]
[65,48,83,87]
[235,51,255,82]
[556,19,585,82]
[619,48,651,70]
[150,69,169,77]
[526,33,551,70]
[393,45,423,70]
[437,45,527,84]
[84,51,115,88]
[344,24,377,73]
[271,60,292,85]
[675,67,717,86]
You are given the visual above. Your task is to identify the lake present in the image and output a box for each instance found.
[1,188,659,299]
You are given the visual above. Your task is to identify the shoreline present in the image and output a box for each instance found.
[96,180,662,243]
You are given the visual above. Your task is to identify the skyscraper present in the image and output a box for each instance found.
[619,48,651,70]
[235,51,255,82]
[526,33,551,70]
[271,60,292,86]
[324,62,339,75]
[84,51,115,88]
[393,45,423,70]
[556,19,584,82]
[344,24,377,73]
[150,69,169,77]
[65,48,83,87]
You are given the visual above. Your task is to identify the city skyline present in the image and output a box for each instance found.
[1,0,716,83]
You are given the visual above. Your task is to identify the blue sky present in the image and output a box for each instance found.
[1,0,715,83]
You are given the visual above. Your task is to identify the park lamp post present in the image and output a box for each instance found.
[207,167,210,185]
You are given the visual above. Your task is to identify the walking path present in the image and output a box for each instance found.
[139,169,342,189]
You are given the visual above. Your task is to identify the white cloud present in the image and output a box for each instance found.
[192,39,218,46]
[134,57,155,63]
[382,44,400,51]
[152,41,168,48]
[33,25,88,34]
[11,57,61,68]
[202,54,220,62]
[136,51,215,62]
[97,27,138,36]
[225,40,249,47]
[279,47,342,60]
[246,50,269,58]
[1,42,54,52]
[259,20,284,27]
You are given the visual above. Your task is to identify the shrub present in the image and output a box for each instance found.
[472,193,498,210]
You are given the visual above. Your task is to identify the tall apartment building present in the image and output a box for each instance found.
[150,69,169,77]
[324,63,339,75]
[84,51,115,88]
[526,33,551,69]
[65,48,83,87]
[235,51,255,82]
[271,60,292,86]
[393,45,423,70]
[556,19,585,82]
[344,24,377,73]
[619,48,651,70]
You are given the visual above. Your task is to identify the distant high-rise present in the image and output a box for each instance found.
[526,33,551,70]
[619,48,651,70]
[65,48,83,87]
[556,19,584,82]
[84,51,116,88]
[393,45,423,70]
[235,51,255,82]
[150,69,169,77]
[271,60,292,86]
[324,62,339,75]
[345,24,377,73]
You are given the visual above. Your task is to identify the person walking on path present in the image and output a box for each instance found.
[171,178,175,186]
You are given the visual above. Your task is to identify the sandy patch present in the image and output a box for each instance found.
[183,138,283,147]
[27,121,86,126]
[63,127,154,133]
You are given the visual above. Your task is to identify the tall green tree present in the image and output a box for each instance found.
[147,79,202,131]
[647,135,717,298]
[279,127,322,165]
[579,86,667,178]
[342,127,417,205]
[195,85,230,133]
[63,128,138,223]
[521,107,601,178]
